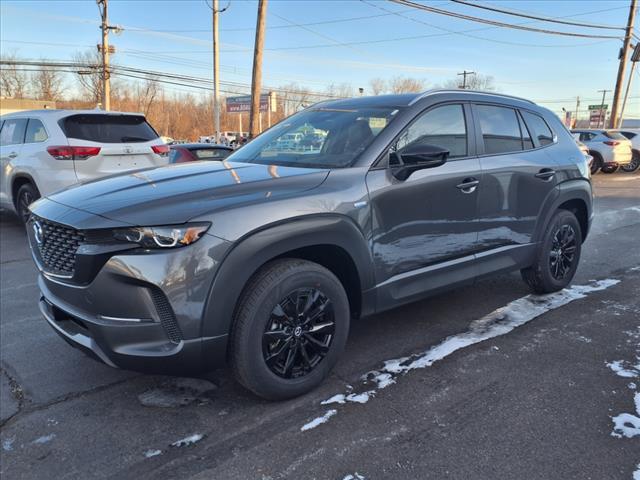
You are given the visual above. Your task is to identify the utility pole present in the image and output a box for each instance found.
[597,89,611,129]
[619,43,640,127]
[98,0,110,110]
[212,0,220,143]
[609,0,637,128]
[574,96,580,127]
[457,70,475,89]
[249,0,267,139]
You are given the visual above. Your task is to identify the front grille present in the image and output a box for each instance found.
[33,216,85,276]
[149,287,183,344]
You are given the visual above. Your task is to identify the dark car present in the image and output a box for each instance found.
[169,143,233,163]
[26,90,592,400]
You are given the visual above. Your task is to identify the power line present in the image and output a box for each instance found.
[388,0,623,40]
[450,0,625,31]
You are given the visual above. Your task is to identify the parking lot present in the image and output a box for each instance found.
[0,172,639,480]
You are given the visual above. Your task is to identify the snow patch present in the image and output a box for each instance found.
[634,464,640,480]
[32,434,55,445]
[308,279,620,431]
[629,383,637,390]
[2,438,14,451]
[343,473,366,480]
[300,409,337,432]
[607,359,640,378]
[611,412,640,438]
[144,449,162,458]
[170,433,204,447]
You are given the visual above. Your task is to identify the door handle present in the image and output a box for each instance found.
[456,177,480,194]
[8,152,18,159]
[535,168,556,181]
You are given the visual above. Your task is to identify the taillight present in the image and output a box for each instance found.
[603,141,620,146]
[151,145,170,157]
[47,146,101,160]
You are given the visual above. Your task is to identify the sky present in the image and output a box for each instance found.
[1,0,638,118]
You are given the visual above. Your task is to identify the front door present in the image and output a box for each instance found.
[366,103,481,308]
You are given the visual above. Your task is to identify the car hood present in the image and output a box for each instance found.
[35,161,329,228]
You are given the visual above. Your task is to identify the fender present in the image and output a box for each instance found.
[10,172,38,207]
[200,214,376,340]
[532,178,593,244]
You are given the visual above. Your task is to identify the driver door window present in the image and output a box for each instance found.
[393,104,468,159]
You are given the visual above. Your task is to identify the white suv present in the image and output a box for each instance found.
[0,109,169,222]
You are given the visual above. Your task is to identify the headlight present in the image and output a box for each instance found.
[113,223,210,249]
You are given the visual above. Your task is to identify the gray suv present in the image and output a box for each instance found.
[27,90,592,400]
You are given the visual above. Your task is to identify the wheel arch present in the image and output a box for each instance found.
[533,180,592,245]
[200,214,376,343]
[11,173,39,209]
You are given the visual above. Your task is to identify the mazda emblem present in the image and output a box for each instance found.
[32,221,44,246]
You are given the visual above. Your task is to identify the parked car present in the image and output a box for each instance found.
[26,90,592,400]
[575,139,593,171]
[571,129,633,174]
[0,110,169,223]
[612,128,640,172]
[169,143,233,163]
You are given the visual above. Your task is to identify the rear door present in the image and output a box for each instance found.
[472,104,560,252]
[60,113,168,183]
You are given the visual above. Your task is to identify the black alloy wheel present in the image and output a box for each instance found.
[16,183,40,225]
[548,224,577,281]
[262,288,335,379]
[621,152,640,173]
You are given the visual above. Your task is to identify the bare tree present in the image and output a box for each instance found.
[325,82,354,99]
[31,61,65,101]
[442,73,496,91]
[369,77,387,95]
[73,49,104,106]
[279,82,311,116]
[0,53,30,98]
[389,76,425,94]
[134,77,160,116]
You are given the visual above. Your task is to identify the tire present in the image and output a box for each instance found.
[621,151,640,173]
[521,210,582,294]
[229,258,350,400]
[589,151,603,175]
[15,183,40,224]
[601,164,619,174]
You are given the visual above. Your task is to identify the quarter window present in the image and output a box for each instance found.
[24,119,48,143]
[521,111,554,146]
[394,104,467,159]
[518,112,534,150]
[476,105,522,154]
[0,118,27,146]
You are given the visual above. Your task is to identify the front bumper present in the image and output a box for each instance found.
[35,233,233,374]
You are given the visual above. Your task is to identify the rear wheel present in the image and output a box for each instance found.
[15,183,40,224]
[589,152,602,175]
[229,259,350,400]
[621,151,640,173]
[521,210,582,294]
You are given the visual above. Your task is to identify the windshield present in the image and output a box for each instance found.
[229,107,399,168]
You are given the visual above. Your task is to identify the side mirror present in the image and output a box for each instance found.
[391,144,449,181]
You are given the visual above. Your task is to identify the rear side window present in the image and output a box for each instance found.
[61,114,159,143]
[618,131,636,140]
[24,119,48,143]
[193,148,232,160]
[476,105,522,154]
[0,118,27,146]
[520,111,554,146]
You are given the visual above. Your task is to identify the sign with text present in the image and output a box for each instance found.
[588,104,608,111]
[226,93,276,113]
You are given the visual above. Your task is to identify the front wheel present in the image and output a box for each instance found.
[521,210,582,294]
[621,152,640,173]
[229,259,350,400]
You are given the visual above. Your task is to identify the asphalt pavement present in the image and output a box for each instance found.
[0,172,639,480]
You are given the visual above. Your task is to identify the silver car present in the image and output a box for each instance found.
[571,129,633,174]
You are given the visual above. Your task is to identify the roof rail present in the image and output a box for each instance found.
[408,88,535,106]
